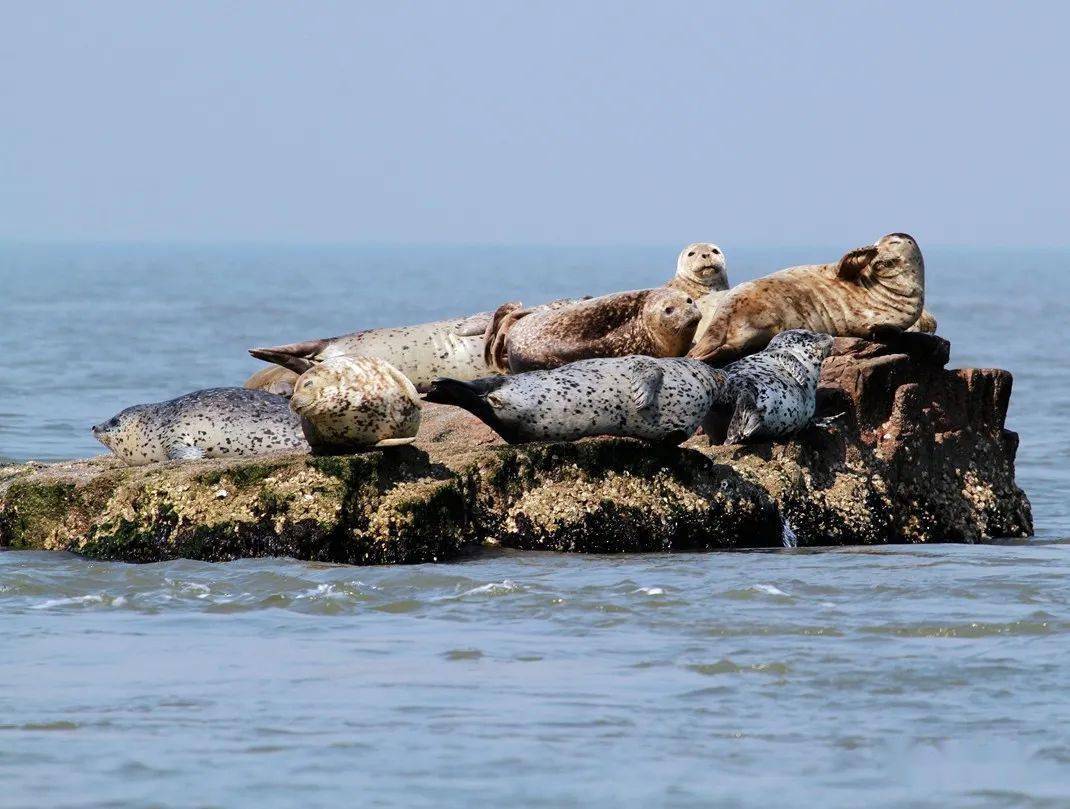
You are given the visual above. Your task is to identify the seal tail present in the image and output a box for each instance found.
[248,339,328,375]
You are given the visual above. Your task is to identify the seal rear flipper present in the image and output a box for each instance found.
[483,301,528,372]
[167,445,204,461]
[248,339,329,375]
[423,376,518,442]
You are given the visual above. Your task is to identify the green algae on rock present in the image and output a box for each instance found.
[0,336,1033,564]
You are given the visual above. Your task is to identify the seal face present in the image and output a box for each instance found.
[667,242,728,300]
[486,288,702,374]
[705,329,834,445]
[689,233,925,364]
[289,356,422,452]
[423,355,727,445]
[92,388,307,465]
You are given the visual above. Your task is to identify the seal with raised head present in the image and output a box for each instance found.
[423,355,727,445]
[289,356,422,452]
[666,242,732,345]
[244,365,299,397]
[92,388,307,465]
[704,329,834,445]
[485,288,702,374]
[689,233,926,364]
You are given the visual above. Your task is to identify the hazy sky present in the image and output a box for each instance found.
[2,1,1067,246]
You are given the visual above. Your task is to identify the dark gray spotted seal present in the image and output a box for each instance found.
[92,388,307,465]
[705,329,834,445]
[423,355,728,445]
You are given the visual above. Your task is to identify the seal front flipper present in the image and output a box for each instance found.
[167,445,204,461]
[725,389,764,445]
[373,436,418,447]
[249,339,328,375]
[836,245,878,281]
[630,362,665,412]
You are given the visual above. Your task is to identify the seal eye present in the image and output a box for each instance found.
[685,298,693,304]
[664,306,675,315]
[712,248,720,255]
[687,251,695,257]
[303,380,314,389]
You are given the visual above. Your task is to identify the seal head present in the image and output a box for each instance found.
[669,243,728,300]
[642,288,703,359]
[289,356,422,452]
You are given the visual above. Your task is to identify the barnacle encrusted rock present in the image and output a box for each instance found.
[0,335,1033,563]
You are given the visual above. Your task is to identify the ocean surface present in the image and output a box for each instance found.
[2,243,1069,807]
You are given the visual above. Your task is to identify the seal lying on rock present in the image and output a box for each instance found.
[244,365,299,397]
[289,356,422,451]
[424,355,727,445]
[485,288,702,374]
[250,313,495,391]
[92,388,307,465]
[705,329,834,445]
[689,233,925,364]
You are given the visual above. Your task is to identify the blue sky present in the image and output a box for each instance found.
[1,1,1066,246]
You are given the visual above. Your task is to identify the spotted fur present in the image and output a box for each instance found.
[705,329,834,445]
[424,355,727,445]
[92,388,307,465]
[289,356,422,451]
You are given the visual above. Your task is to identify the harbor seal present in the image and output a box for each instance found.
[666,242,728,300]
[244,365,299,397]
[289,356,422,451]
[689,233,925,364]
[485,288,702,373]
[423,355,727,445]
[250,313,494,391]
[704,329,834,445]
[92,388,307,465]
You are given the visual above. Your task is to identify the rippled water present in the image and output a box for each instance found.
[2,244,1070,806]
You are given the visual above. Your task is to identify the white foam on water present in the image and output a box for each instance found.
[31,593,106,610]
[750,584,791,597]
[634,587,665,596]
[452,579,523,598]
[781,517,798,548]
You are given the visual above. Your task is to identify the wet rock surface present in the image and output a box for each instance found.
[0,336,1033,563]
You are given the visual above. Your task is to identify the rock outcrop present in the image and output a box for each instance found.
[0,335,1033,563]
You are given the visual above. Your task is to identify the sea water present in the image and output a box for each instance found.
[2,244,1069,807]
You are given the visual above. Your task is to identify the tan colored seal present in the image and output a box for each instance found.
[689,233,925,364]
[485,287,702,373]
[289,357,422,452]
[244,365,299,397]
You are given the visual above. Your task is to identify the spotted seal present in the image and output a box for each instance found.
[92,388,307,465]
[424,355,727,445]
[704,329,834,445]
[485,288,702,374]
[289,356,422,451]
[689,233,925,364]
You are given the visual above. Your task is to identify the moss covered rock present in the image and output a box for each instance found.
[0,336,1033,564]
